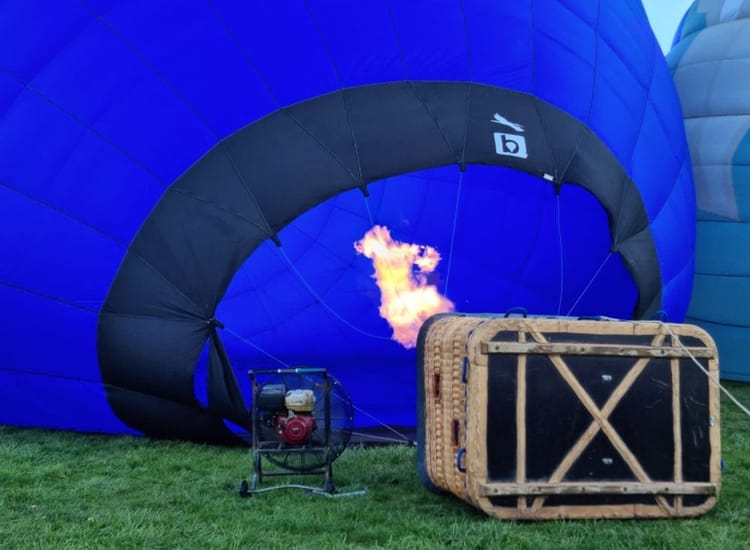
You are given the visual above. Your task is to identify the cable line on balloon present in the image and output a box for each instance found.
[443,169,464,299]
[276,247,392,342]
[223,326,412,444]
[565,252,614,316]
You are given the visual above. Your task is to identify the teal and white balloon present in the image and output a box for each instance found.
[669,0,750,381]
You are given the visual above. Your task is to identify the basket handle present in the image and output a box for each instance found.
[456,448,466,473]
[504,307,528,318]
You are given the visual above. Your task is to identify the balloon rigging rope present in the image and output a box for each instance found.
[443,168,464,297]
[350,431,412,444]
[348,410,413,443]
[292,371,412,443]
[224,328,414,443]
[565,252,613,316]
[363,195,376,226]
[556,194,564,315]
[224,328,291,367]
[661,323,750,419]
[277,247,391,342]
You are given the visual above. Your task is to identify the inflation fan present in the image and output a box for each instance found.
[239,368,355,496]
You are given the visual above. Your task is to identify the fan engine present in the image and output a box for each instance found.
[257,385,317,445]
[240,368,354,496]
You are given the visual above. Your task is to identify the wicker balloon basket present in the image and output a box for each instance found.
[417,313,721,520]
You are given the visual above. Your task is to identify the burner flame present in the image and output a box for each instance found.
[354,225,455,348]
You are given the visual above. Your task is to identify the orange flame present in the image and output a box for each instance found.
[354,225,455,348]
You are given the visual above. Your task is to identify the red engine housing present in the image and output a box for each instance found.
[274,413,316,444]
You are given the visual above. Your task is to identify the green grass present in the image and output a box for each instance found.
[2,383,750,549]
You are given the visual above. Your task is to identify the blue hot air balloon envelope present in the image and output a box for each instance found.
[669,0,750,382]
[0,0,695,443]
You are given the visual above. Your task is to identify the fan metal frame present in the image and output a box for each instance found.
[240,367,352,496]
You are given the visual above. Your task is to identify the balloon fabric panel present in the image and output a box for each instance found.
[0,0,695,440]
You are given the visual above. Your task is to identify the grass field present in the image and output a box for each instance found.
[2,382,750,549]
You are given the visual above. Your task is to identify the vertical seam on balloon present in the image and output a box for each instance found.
[79,1,279,245]
[532,98,558,180]
[302,0,366,191]
[216,141,281,246]
[202,0,281,104]
[281,104,364,186]
[302,2,425,331]
[340,95,365,192]
[528,1,560,180]
[458,1,473,169]
[588,0,602,126]
[649,155,694,236]
[384,0,409,79]
[0,65,167,189]
[626,18,658,175]
[407,84,463,165]
[459,0,474,81]
[612,172,629,247]
[385,0,461,164]
[632,64,688,223]
[604,3,662,317]
[531,0,537,93]
[112,253,212,320]
[203,0,364,188]
[557,1,602,185]
[657,259,688,319]
[170,187,278,237]
[79,1,215,140]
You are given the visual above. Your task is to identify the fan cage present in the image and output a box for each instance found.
[244,367,354,494]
